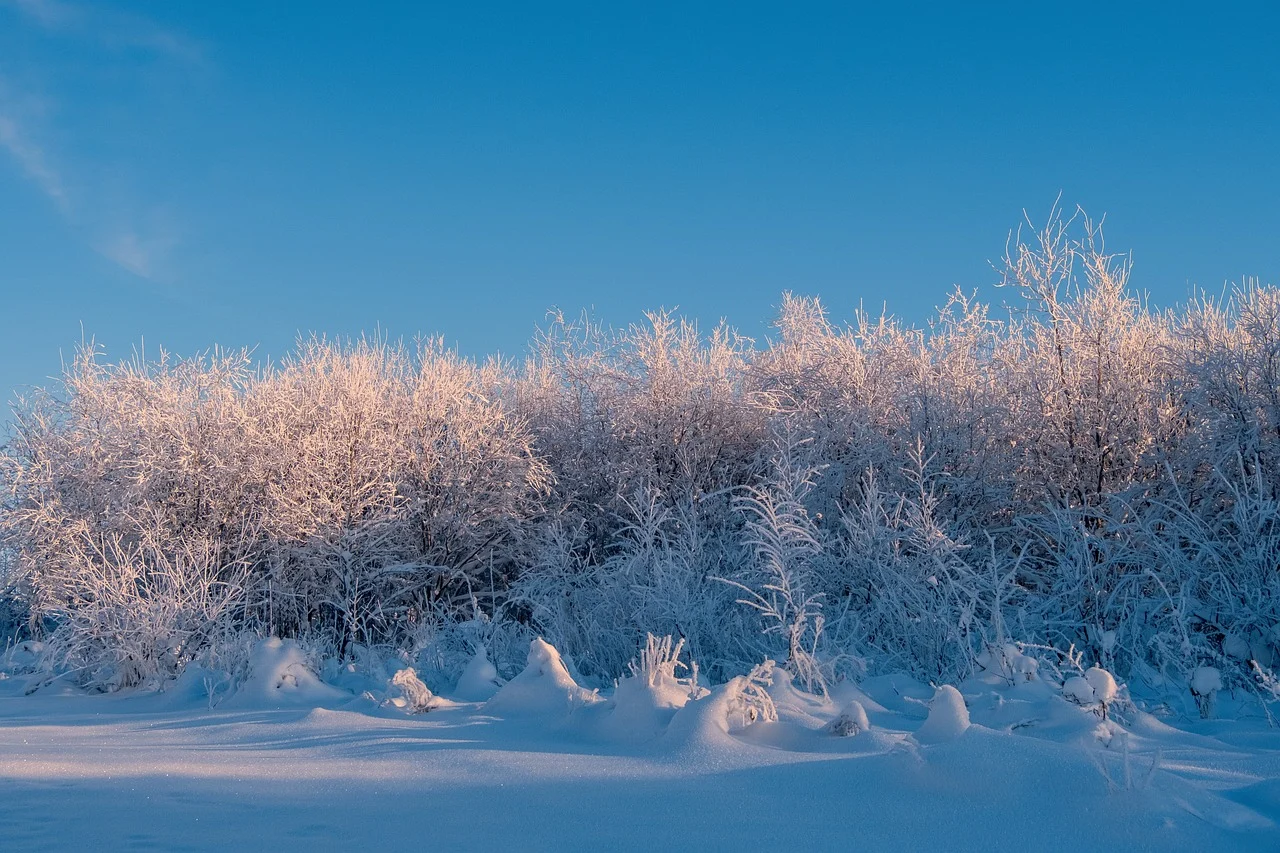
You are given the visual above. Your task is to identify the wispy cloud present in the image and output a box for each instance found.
[2,0,74,28]
[0,1,204,281]
[0,110,68,212]
[1,0,205,64]
[98,231,152,278]
[95,214,179,280]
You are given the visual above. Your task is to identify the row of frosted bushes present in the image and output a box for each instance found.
[2,205,1279,710]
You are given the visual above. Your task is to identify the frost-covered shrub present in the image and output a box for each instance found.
[388,667,436,714]
[36,521,247,691]
[1191,666,1223,719]
[824,699,871,737]
[3,202,1280,706]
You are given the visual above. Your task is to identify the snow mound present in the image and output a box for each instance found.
[600,672,685,741]
[823,699,871,737]
[2,640,43,675]
[1084,666,1117,705]
[665,661,777,749]
[915,685,970,743]
[453,644,503,702]
[605,674,701,738]
[224,638,348,708]
[483,638,600,717]
[1192,666,1223,696]
[1063,675,1095,706]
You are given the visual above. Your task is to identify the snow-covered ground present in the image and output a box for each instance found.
[2,641,1279,852]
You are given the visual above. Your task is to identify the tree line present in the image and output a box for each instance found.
[3,203,1278,701]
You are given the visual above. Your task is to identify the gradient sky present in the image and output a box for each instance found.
[1,1,1278,404]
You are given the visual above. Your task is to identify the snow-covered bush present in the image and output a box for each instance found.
[388,667,436,714]
[36,519,248,691]
[484,638,601,717]
[1191,666,1223,719]
[3,201,1279,708]
[915,685,970,743]
[824,699,871,737]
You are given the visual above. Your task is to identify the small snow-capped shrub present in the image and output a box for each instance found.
[1061,665,1122,719]
[915,685,970,743]
[454,644,503,702]
[224,637,348,707]
[665,659,779,745]
[604,635,708,740]
[824,699,871,737]
[388,667,436,714]
[726,660,779,729]
[979,643,1040,684]
[1191,666,1224,719]
[484,638,600,717]
[627,633,703,700]
[1085,666,1118,719]
[1063,676,1096,707]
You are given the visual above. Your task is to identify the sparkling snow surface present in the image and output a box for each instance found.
[1,663,1279,851]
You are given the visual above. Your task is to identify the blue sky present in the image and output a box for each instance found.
[1,1,1278,403]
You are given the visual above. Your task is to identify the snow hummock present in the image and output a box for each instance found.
[223,637,348,708]
[1084,666,1118,705]
[665,661,777,750]
[1191,666,1223,696]
[483,638,600,717]
[915,684,970,743]
[453,644,503,702]
[1063,676,1096,706]
[387,667,436,714]
[824,699,871,737]
[600,649,702,741]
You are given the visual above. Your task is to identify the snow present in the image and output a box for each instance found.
[823,699,871,737]
[1084,667,1118,705]
[1064,676,1096,706]
[2,643,1280,851]
[453,644,502,702]
[387,668,436,714]
[915,684,970,743]
[482,638,601,717]
[1192,667,1224,696]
